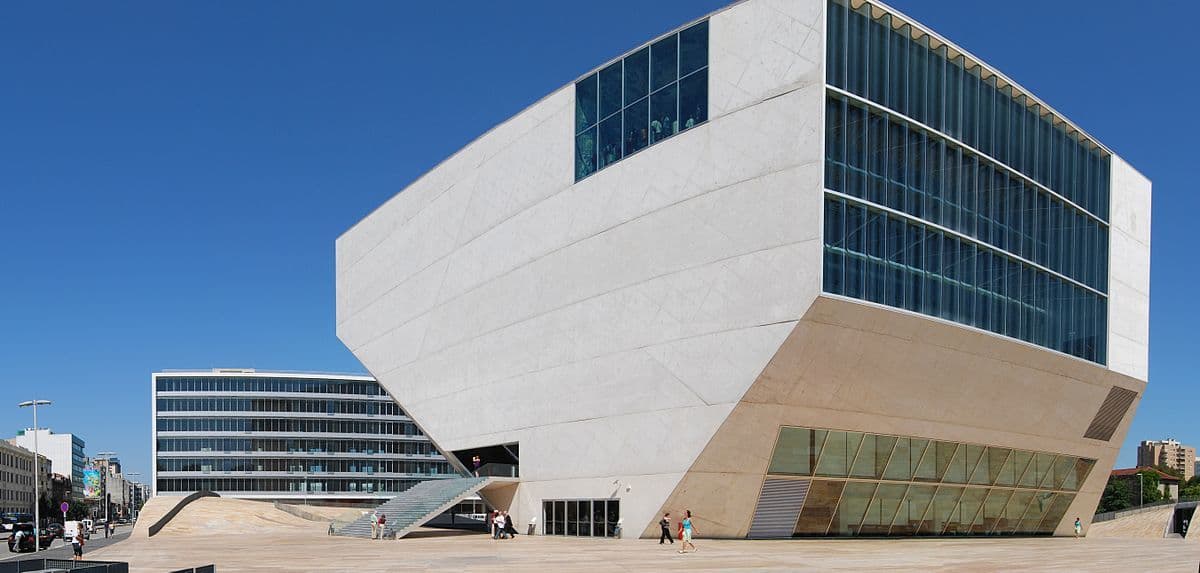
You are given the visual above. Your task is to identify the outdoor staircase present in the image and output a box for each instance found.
[335,476,492,540]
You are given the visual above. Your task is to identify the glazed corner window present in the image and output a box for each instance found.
[575,19,708,182]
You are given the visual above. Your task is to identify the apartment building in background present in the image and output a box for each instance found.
[1137,439,1195,480]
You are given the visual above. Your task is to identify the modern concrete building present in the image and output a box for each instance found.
[11,428,86,500]
[0,441,49,516]
[152,369,455,502]
[335,0,1150,538]
[1137,440,1195,481]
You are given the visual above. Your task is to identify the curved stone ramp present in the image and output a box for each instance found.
[132,493,218,538]
[1088,507,1174,538]
[150,497,320,537]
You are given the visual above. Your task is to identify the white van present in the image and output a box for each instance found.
[64,520,91,540]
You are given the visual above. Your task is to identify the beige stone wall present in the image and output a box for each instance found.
[645,296,1145,538]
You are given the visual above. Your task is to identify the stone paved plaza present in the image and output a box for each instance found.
[88,525,1200,572]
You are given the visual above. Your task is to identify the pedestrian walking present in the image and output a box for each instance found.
[328,521,335,535]
[491,510,502,539]
[1074,517,1082,538]
[104,521,110,539]
[678,510,697,554]
[473,455,482,477]
[659,512,674,544]
[503,511,518,539]
[72,532,85,561]
[370,510,379,539]
[377,513,387,540]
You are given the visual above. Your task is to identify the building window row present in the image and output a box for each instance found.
[767,426,1093,537]
[157,457,452,475]
[826,0,1109,221]
[155,376,383,396]
[826,95,1108,293]
[156,417,420,436]
[0,472,32,486]
[0,453,33,471]
[156,477,432,494]
[575,20,708,181]
[156,397,405,417]
[156,438,436,456]
[824,195,1107,363]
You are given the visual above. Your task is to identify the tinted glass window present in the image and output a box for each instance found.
[650,83,678,144]
[599,62,623,119]
[679,21,708,77]
[679,69,707,131]
[575,74,597,134]
[623,98,649,155]
[650,35,678,91]
[623,47,649,105]
[574,21,708,181]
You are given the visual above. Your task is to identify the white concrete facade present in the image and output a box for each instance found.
[336,0,1150,538]
[11,428,84,497]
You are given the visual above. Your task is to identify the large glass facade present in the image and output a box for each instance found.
[542,499,620,537]
[153,374,454,498]
[768,427,1093,536]
[823,0,1109,364]
[575,20,708,181]
[823,194,1106,362]
[826,0,1109,221]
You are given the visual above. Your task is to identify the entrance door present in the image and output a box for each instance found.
[542,499,619,537]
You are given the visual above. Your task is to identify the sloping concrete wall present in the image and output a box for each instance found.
[648,297,1145,538]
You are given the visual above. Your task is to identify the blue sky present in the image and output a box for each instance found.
[1,0,1193,482]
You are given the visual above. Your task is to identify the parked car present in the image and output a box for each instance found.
[45,522,64,539]
[6,523,53,553]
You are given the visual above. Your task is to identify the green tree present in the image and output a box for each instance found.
[1135,469,1163,504]
[1098,478,1133,513]
[1156,463,1183,479]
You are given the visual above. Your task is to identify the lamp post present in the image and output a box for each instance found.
[1139,472,1144,507]
[96,451,117,528]
[18,400,51,555]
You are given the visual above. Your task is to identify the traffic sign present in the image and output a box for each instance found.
[60,502,69,513]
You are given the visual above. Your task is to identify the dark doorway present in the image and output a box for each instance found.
[452,443,519,477]
[1173,505,1195,537]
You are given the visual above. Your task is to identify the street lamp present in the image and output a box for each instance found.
[18,399,51,555]
[96,451,117,528]
[1139,472,1144,508]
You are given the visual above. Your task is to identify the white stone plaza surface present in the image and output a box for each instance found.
[335,0,1151,539]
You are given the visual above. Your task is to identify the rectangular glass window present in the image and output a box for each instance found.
[623,98,649,155]
[678,69,707,131]
[598,62,622,120]
[623,47,649,105]
[597,115,622,170]
[650,35,678,91]
[575,74,597,134]
[679,21,708,77]
[650,83,678,144]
